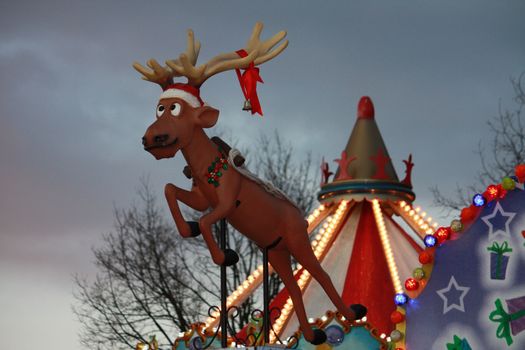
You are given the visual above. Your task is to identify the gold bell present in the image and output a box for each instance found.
[242,99,252,111]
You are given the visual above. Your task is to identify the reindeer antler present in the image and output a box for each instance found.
[132,29,202,89]
[134,22,288,89]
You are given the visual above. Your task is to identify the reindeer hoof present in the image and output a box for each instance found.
[222,249,239,266]
[309,329,327,345]
[186,221,201,237]
[233,155,245,167]
[350,304,368,320]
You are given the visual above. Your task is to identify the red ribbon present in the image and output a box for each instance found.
[235,49,264,116]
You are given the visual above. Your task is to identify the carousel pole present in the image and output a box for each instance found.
[263,246,270,344]
[219,219,228,348]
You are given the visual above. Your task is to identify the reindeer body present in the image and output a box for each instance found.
[135,23,366,345]
[187,131,303,244]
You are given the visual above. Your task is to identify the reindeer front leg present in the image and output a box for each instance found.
[165,183,209,238]
[198,201,239,266]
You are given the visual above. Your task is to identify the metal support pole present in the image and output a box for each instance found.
[263,246,270,344]
[219,219,228,348]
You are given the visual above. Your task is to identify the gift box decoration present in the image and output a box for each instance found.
[489,297,525,346]
[486,241,512,280]
[446,335,472,350]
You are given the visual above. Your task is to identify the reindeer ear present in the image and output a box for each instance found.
[194,106,219,128]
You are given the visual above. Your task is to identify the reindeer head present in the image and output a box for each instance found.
[134,22,288,159]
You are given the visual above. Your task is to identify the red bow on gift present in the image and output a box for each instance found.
[235,49,264,116]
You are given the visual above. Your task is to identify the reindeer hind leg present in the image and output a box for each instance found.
[268,249,326,345]
[287,229,366,322]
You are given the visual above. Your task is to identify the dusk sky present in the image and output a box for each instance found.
[1,1,524,349]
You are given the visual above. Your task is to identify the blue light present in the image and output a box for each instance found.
[424,234,437,247]
[473,194,485,207]
[394,293,408,306]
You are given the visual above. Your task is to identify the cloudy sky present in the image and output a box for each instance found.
[1,0,524,349]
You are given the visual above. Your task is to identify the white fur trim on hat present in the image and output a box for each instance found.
[160,88,203,108]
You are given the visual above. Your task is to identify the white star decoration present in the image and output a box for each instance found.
[481,202,516,238]
[436,275,470,314]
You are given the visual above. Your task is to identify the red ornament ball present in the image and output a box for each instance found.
[419,250,433,264]
[460,205,477,223]
[496,184,507,199]
[435,227,451,243]
[516,164,525,182]
[484,184,499,201]
[405,278,419,291]
[390,310,405,324]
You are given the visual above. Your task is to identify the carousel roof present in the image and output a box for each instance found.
[319,96,415,203]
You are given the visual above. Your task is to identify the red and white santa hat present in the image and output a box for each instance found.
[160,83,204,107]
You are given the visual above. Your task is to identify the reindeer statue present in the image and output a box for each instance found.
[133,22,366,345]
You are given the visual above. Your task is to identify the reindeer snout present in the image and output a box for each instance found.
[142,134,170,147]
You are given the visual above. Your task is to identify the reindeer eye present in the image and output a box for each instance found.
[156,105,165,118]
[170,103,181,117]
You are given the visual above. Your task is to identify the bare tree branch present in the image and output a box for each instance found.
[74,131,319,349]
[432,73,525,213]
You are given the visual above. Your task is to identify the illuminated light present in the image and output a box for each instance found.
[409,210,415,216]
[418,219,424,225]
[435,227,451,244]
[421,211,427,217]
[326,216,333,222]
[372,199,403,294]
[380,333,387,339]
[433,223,438,228]
[427,216,433,222]
[178,332,185,337]
[419,250,433,264]
[321,316,327,321]
[414,214,420,221]
[399,201,406,208]
[387,337,392,342]
[361,316,367,322]
[426,228,434,234]
[473,193,486,207]
[404,206,410,212]
[415,206,421,212]
[405,278,419,291]
[394,293,409,305]
[314,209,320,216]
[485,184,499,201]
[319,229,325,234]
[413,267,425,280]
[308,318,315,323]
[424,235,437,247]
[323,222,329,229]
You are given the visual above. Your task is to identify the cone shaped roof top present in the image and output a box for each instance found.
[319,96,415,203]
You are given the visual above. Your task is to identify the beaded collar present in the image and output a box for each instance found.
[206,154,229,187]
